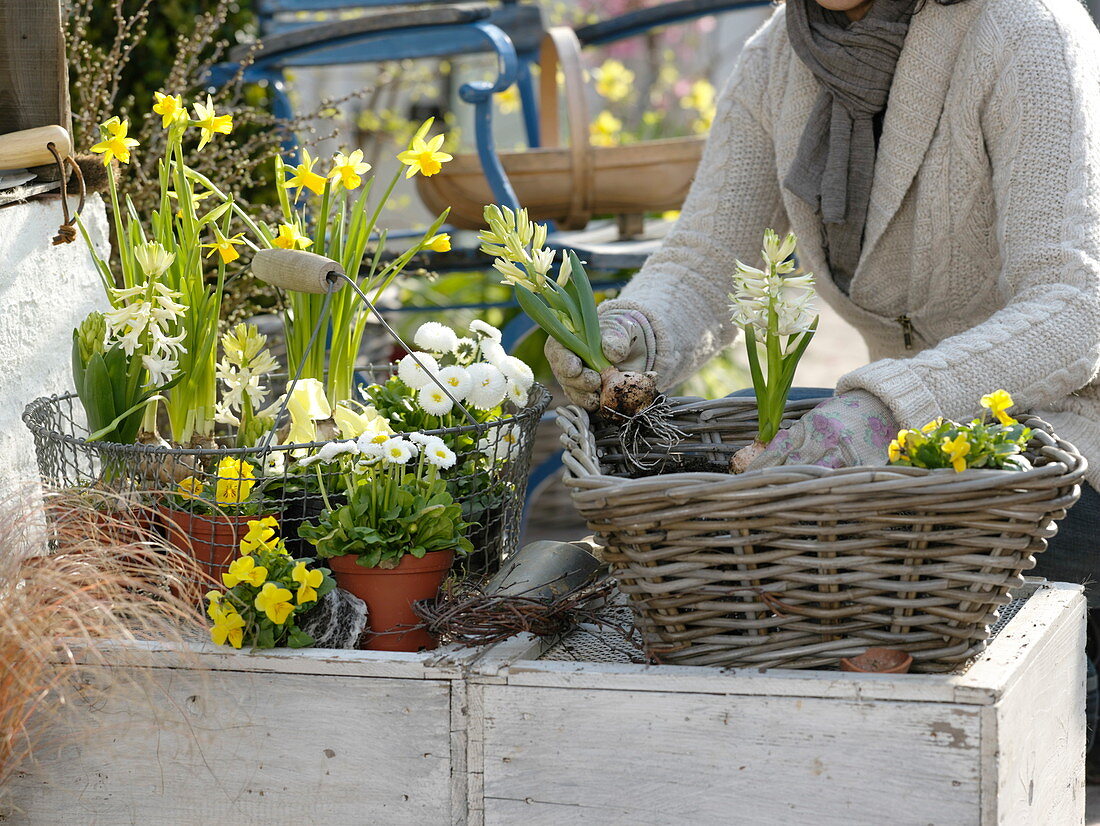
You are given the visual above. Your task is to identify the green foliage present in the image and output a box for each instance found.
[889,417,1033,473]
[300,471,473,569]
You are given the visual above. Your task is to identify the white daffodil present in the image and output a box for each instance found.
[465,362,508,410]
[418,383,455,417]
[436,365,472,400]
[285,378,331,445]
[396,351,439,389]
[413,321,459,355]
[333,402,387,439]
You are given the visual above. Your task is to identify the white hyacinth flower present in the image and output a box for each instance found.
[498,355,534,392]
[418,383,455,417]
[469,320,502,343]
[134,241,176,278]
[397,351,439,389]
[465,362,508,410]
[141,351,179,386]
[413,321,459,355]
[436,365,472,400]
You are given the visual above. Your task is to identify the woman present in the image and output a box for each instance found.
[547,0,1100,750]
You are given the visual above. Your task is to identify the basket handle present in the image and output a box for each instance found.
[556,405,603,479]
[538,27,593,230]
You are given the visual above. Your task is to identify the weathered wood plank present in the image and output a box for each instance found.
[481,685,983,825]
[0,1,70,135]
[4,667,455,824]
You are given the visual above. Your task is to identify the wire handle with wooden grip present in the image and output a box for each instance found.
[0,125,71,168]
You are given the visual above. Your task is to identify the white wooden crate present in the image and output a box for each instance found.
[469,581,1087,826]
[2,581,1085,825]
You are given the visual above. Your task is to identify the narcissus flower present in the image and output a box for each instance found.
[941,434,971,473]
[91,117,140,165]
[980,389,1016,426]
[191,95,233,150]
[152,92,186,128]
[202,231,246,264]
[425,233,451,253]
[284,149,327,197]
[210,606,246,648]
[272,222,312,250]
[285,378,331,445]
[223,555,268,588]
[255,582,295,625]
[397,133,453,178]
[291,562,324,605]
[329,149,371,190]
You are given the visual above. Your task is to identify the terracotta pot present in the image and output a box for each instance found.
[159,507,273,584]
[840,647,913,674]
[329,550,455,652]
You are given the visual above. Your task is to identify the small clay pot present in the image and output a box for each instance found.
[840,647,913,674]
[329,550,455,652]
[159,506,274,584]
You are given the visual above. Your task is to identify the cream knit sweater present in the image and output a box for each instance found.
[600,0,1100,486]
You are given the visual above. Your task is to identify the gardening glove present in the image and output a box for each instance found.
[545,308,656,410]
[747,390,899,471]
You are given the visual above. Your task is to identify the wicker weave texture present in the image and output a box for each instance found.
[558,398,1085,671]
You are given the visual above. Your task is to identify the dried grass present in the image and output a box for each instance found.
[0,488,205,797]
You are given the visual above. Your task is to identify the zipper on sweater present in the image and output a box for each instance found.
[896,315,914,350]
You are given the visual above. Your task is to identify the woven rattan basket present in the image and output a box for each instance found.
[558,398,1086,671]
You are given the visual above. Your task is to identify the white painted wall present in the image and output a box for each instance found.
[0,194,109,495]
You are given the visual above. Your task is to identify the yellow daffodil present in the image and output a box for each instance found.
[255,582,295,625]
[329,149,371,190]
[980,389,1016,426]
[425,233,451,253]
[332,402,388,439]
[152,92,186,128]
[91,117,140,165]
[285,378,331,445]
[213,456,256,505]
[222,555,268,588]
[177,476,204,500]
[284,149,327,197]
[941,434,971,473]
[272,222,313,250]
[241,516,279,554]
[210,606,246,648]
[397,133,453,179]
[191,94,233,150]
[291,562,324,605]
[202,230,246,264]
[589,111,622,148]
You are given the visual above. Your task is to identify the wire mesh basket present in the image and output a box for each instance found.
[23,370,550,582]
[558,398,1085,672]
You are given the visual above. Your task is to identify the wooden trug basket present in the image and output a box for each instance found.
[558,398,1086,671]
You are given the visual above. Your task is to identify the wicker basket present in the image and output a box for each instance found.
[558,398,1086,671]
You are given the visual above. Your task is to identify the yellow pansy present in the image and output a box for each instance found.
[255,582,295,625]
[291,562,324,605]
[91,117,140,166]
[397,133,453,179]
[202,231,246,264]
[980,389,1016,426]
[222,555,267,589]
[424,233,451,253]
[210,606,246,649]
[941,434,971,473]
[921,417,944,433]
[213,457,256,505]
[177,476,204,500]
[887,439,902,462]
[329,149,371,190]
[284,149,327,197]
[595,59,634,103]
[205,590,224,621]
[272,223,313,250]
[241,516,279,554]
[152,92,186,128]
[191,94,233,150]
[589,111,622,148]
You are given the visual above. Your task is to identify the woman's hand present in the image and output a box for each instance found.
[746,390,898,471]
[545,308,656,409]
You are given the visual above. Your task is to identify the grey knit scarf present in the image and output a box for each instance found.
[784,0,918,293]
